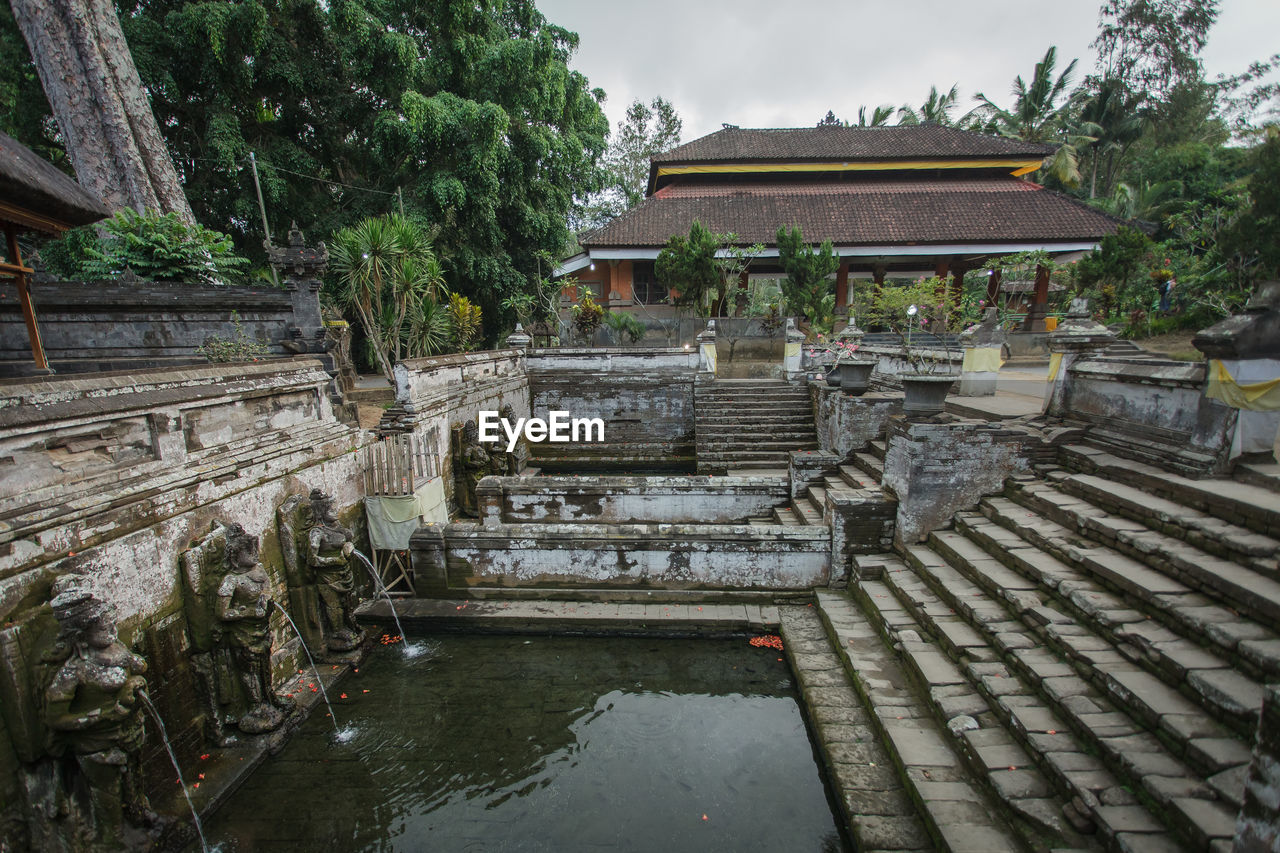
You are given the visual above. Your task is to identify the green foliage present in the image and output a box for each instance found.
[329,214,447,379]
[3,0,609,327]
[654,221,724,317]
[865,278,965,372]
[602,310,646,344]
[570,292,604,342]
[580,97,682,228]
[196,311,270,362]
[775,226,838,328]
[1074,226,1153,317]
[408,297,452,358]
[42,209,249,284]
[447,293,483,352]
[1223,131,1280,280]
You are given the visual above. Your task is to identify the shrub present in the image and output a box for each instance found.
[44,209,249,284]
[603,311,646,344]
[196,312,270,362]
[571,292,604,342]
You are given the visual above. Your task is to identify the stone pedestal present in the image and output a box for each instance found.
[783,319,804,380]
[1194,281,1280,462]
[881,417,1032,545]
[957,308,1005,397]
[1044,298,1117,416]
[697,320,717,375]
[1235,684,1280,851]
[504,323,532,349]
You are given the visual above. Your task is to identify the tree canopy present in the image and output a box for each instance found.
[2,0,609,329]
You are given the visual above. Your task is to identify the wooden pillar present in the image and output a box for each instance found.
[933,258,950,299]
[1024,263,1051,332]
[985,268,1002,306]
[835,261,849,313]
[4,226,48,371]
[603,260,617,304]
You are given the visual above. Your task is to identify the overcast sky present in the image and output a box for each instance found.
[537,0,1280,143]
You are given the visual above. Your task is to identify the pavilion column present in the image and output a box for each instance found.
[4,226,48,372]
[1024,263,1051,332]
[835,262,849,314]
[873,266,885,296]
[604,260,617,304]
[933,258,950,299]
[985,268,1002,307]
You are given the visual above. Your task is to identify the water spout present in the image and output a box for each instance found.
[270,600,354,743]
[137,690,209,853]
[351,548,423,659]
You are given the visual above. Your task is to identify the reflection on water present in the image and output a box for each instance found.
[205,635,847,852]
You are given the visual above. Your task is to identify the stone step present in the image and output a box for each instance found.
[776,605,935,850]
[896,546,1243,851]
[1236,461,1280,494]
[928,525,1261,742]
[978,495,1280,685]
[696,413,815,424]
[813,589,1032,852]
[697,427,816,438]
[792,497,822,525]
[869,439,887,461]
[771,506,801,525]
[1062,445,1280,538]
[696,435,814,448]
[1006,477,1280,634]
[850,451,885,484]
[868,554,1188,852]
[837,464,878,492]
[1053,471,1280,580]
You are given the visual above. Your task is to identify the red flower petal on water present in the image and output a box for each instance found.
[340,693,348,699]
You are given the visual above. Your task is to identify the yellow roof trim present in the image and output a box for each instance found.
[655,159,1046,178]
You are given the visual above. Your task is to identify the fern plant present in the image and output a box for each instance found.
[66,209,249,284]
[602,310,646,344]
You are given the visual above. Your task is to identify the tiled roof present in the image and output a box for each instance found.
[651,125,1057,164]
[583,177,1121,248]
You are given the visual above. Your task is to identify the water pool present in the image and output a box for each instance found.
[205,634,848,852]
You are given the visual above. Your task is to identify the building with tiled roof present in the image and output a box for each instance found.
[557,125,1122,330]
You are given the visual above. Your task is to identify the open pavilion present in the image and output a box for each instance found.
[558,125,1123,331]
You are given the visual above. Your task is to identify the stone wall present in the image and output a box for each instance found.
[477,475,787,525]
[881,418,1033,545]
[381,349,531,502]
[525,348,700,469]
[1049,354,1237,474]
[413,521,830,591]
[0,279,325,377]
[0,359,368,836]
[858,344,962,391]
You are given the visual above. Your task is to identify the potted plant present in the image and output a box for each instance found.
[831,340,874,395]
[867,278,966,417]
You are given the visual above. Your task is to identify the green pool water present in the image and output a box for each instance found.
[205,634,848,852]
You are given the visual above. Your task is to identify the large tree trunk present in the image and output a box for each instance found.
[10,0,195,223]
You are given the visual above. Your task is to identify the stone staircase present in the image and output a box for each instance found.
[826,443,1280,851]
[695,379,817,474]
[765,454,882,527]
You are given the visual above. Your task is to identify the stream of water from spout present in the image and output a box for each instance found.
[270,601,351,742]
[350,548,422,658]
[137,690,209,853]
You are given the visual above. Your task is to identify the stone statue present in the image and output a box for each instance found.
[499,404,530,475]
[304,489,366,653]
[216,525,289,734]
[42,576,155,846]
[455,420,492,518]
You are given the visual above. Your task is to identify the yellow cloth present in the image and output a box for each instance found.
[1206,360,1280,411]
[1047,352,1064,383]
[784,342,801,358]
[962,347,1004,373]
[700,341,718,374]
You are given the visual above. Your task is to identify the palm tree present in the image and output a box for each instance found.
[855,105,894,127]
[973,46,1092,187]
[330,215,448,380]
[898,85,963,126]
[1079,78,1145,198]
[1094,179,1184,224]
